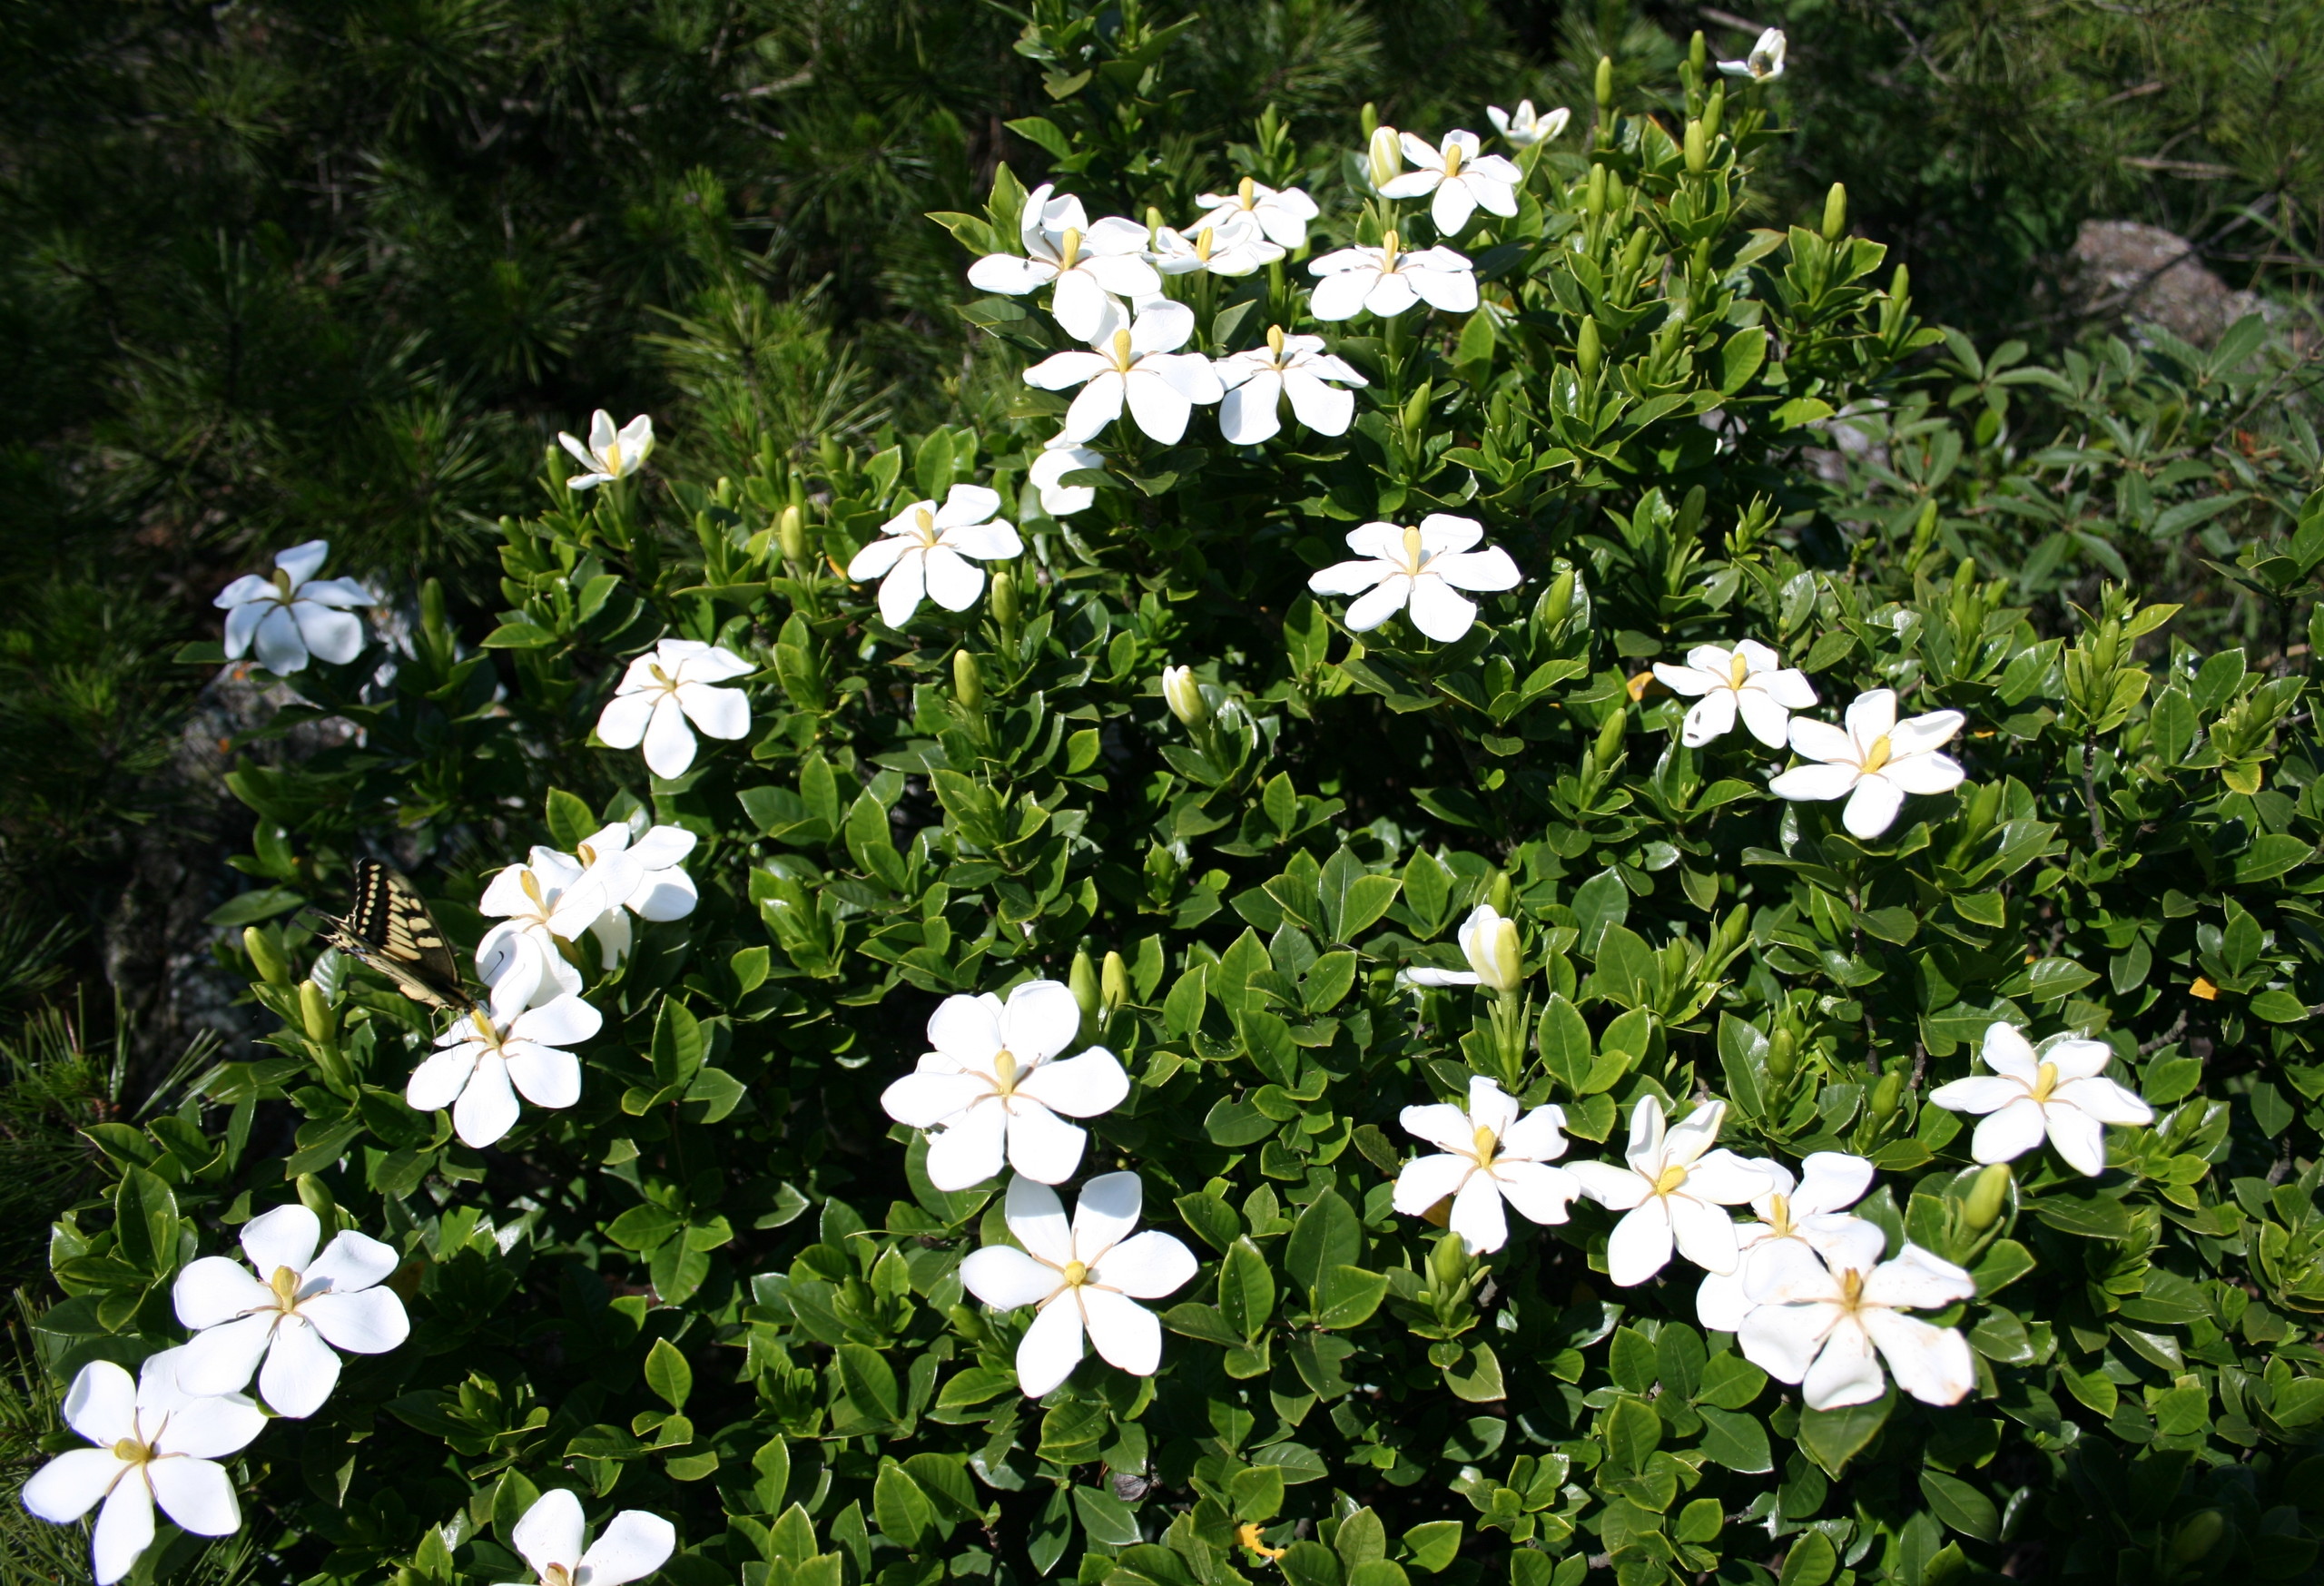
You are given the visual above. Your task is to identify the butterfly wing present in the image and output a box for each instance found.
[325,860,481,1013]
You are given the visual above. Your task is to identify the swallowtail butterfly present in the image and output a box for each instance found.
[323,859,483,1015]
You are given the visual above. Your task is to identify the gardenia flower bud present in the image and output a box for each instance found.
[954,648,984,710]
[1367,124,1403,192]
[1767,1029,1797,1081]
[1069,950,1099,1023]
[1964,1162,2011,1230]
[1577,316,1601,380]
[1684,119,1707,174]
[1162,665,1210,727]
[1595,704,1628,764]
[299,981,335,1046]
[1869,1069,1902,1120]
[776,504,806,563]
[1100,951,1129,1011]
[245,927,290,987]
[990,566,1020,627]
[1823,182,1848,242]
[1466,909,1521,992]
[1595,55,1614,110]
[2171,1512,2224,1564]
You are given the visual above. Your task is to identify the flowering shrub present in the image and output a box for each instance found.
[23,11,2324,1586]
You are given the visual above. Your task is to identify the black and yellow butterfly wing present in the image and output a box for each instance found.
[324,860,482,1014]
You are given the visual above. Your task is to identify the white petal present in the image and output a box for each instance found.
[940,519,1023,561]
[147,1457,241,1537]
[1282,369,1354,436]
[1684,1148,1773,1204]
[1682,692,1738,746]
[1604,1201,1676,1286]
[1080,1288,1164,1375]
[1888,709,1966,756]
[1091,1231,1196,1300]
[1927,1075,2024,1116]
[1050,270,1116,342]
[1061,373,1128,441]
[596,691,655,750]
[1758,668,1818,709]
[1978,1022,2042,1083]
[91,1473,155,1584]
[1405,265,1477,314]
[921,546,987,612]
[924,1098,1009,1192]
[1000,980,1085,1064]
[883,1071,986,1129]
[1308,268,1376,321]
[1015,1294,1086,1396]
[407,1044,480,1113]
[1492,1161,1581,1226]
[1883,751,1964,796]
[257,1316,341,1418]
[1786,716,1860,766]
[1861,1309,1974,1406]
[847,533,911,581]
[2053,1075,2153,1127]
[514,1489,587,1580]
[580,1512,678,1586]
[1769,762,1862,803]
[1793,1153,1874,1216]
[1004,1175,1074,1266]
[1307,557,1391,597]
[1016,1049,1128,1118]
[1801,1322,1888,1409]
[1970,1097,2050,1165]
[675,681,750,742]
[968,253,1057,294]
[1840,774,1906,837]
[1023,350,1110,391]
[1393,1153,1475,1216]
[1694,1267,1753,1333]
[291,602,365,665]
[1668,1193,1742,1275]
[1364,271,1422,317]
[1738,1301,1833,1384]
[452,1055,522,1148]
[1003,1098,1090,1185]
[641,696,699,779]
[302,1230,399,1295]
[1431,181,1479,236]
[274,539,330,586]
[173,1258,271,1331]
[1623,1095,1667,1168]
[1068,1171,1144,1263]
[2043,1105,2110,1176]
[172,1314,277,1397]
[300,1288,410,1356]
[25,1448,126,1523]
[930,994,1006,1070]
[1567,1161,1650,1212]
[1219,379,1283,445]
[1124,370,1193,444]
[961,1247,1062,1311]
[1344,574,1413,633]
[1863,1246,1976,1310]
[241,1205,321,1280]
[251,605,310,673]
[1447,1171,1510,1254]
[1845,689,1898,747]
[1734,688,1793,749]
[1743,1239,1843,1305]
[221,602,266,659]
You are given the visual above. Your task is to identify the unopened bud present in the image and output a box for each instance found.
[1463,909,1522,994]
[990,566,1020,628]
[1965,1162,2011,1231]
[1594,55,1614,110]
[299,980,336,1046]
[1689,30,1707,78]
[1684,120,1707,175]
[1101,951,1129,1012]
[776,504,806,564]
[1586,163,1607,217]
[1163,665,1210,728]
[1487,871,1514,917]
[1822,182,1848,243]
[1069,950,1100,1023]
[1541,567,1576,630]
[1401,381,1432,438]
[1594,703,1627,765]
[244,927,291,988]
[1368,124,1403,192]
[1767,1029,1797,1081]
[2170,1511,2223,1565]
[1360,102,1379,140]
[1620,227,1650,275]
[1577,316,1601,381]
[1702,83,1725,141]
[1890,262,1911,305]
[1429,1230,1469,1290]
[953,648,984,710]
[1870,1069,1903,1120]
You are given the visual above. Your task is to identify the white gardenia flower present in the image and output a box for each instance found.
[213,538,374,675]
[1025,300,1224,446]
[1569,1096,1773,1286]
[1652,641,1819,749]
[1718,27,1787,82]
[1150,212,1282,278]
[595,638,754,780]
[22,1353,265,1586]
[1216,326,1368,446]
[558,410,655,490]
[966,183,1160,342]
[477,855,587,1017]
[1379,130,1523,236]
[960,1173,1197,1397]
[1393,1076,1582,1254]
[1306,515,1521,643]
[1029,434,1106,517]
[409,993,600,1148]
[1694,1152,1885,1332]
[556,823,699,969]
[1486,100,1569,148]
[1403,903,1521,992]
[1190,177,1320,250]
[503,1487,676,1586]
[1768,688,1966,840]
[881,980,1129,1191]
[848,484,1024,629]
[171,1204,410,1417]
[1928,1022,2154,1177]
[1739,1240,1976,1410]
[1308,231,1479,321]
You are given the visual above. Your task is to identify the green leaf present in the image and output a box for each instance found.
[1401,1522,1462,1573]
[1173,1191,1242,1255]
[645,1337,693,1411]
[1230,1463,1285,1522]
[1777,1531,1836,1586]
[874,1463,933,1548]
[1797,1388,1892,1476]
[1072,1483,1142,1547]
[837,1343,900,1424]
[545,788,597,852]
[2033,1194,2132,1241]
[113,1167,179,1276]
[1219,1237,1275,1340]
[1571,868,1630,952]
[1314,1266,1390,1329]
[1603,1394,1660,1472]
[1696,1407,1771,1473]
[1285,1188,1360,1295]
[1917,1470,1999,1542]
[1445,1342,1506,1403]
[1539,994,1593,1097]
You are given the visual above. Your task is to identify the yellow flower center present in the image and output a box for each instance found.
[1862,734,1894,774]
[1195,227,1216,262]
[1402,526,1427,571]
[1766,1193,1793,1238]
[1380,230,1402,270]
[544,1565,574,1586]
[913,506,938,546]
[1728,651,1751,689]
[2030,1060,2059,1102]
[1061,1260,1089,1287]
[1059,228,1083,271]
[112,1438,151,1466]
[1443,143,1465,178]
[1838,1267,1866,1312]
[270,568,297,604]
[1472,1124,1499,1166]
[522,871,548,911]
[1266,324,1285,361]
[270,1265,300,1309]
[602,441,623,475]
[992,1049,1019,1094]
[1652,1164,1689,1196]
[1110,328,1135,372]
[647,663,676,692]
[1237,177,1256,210]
